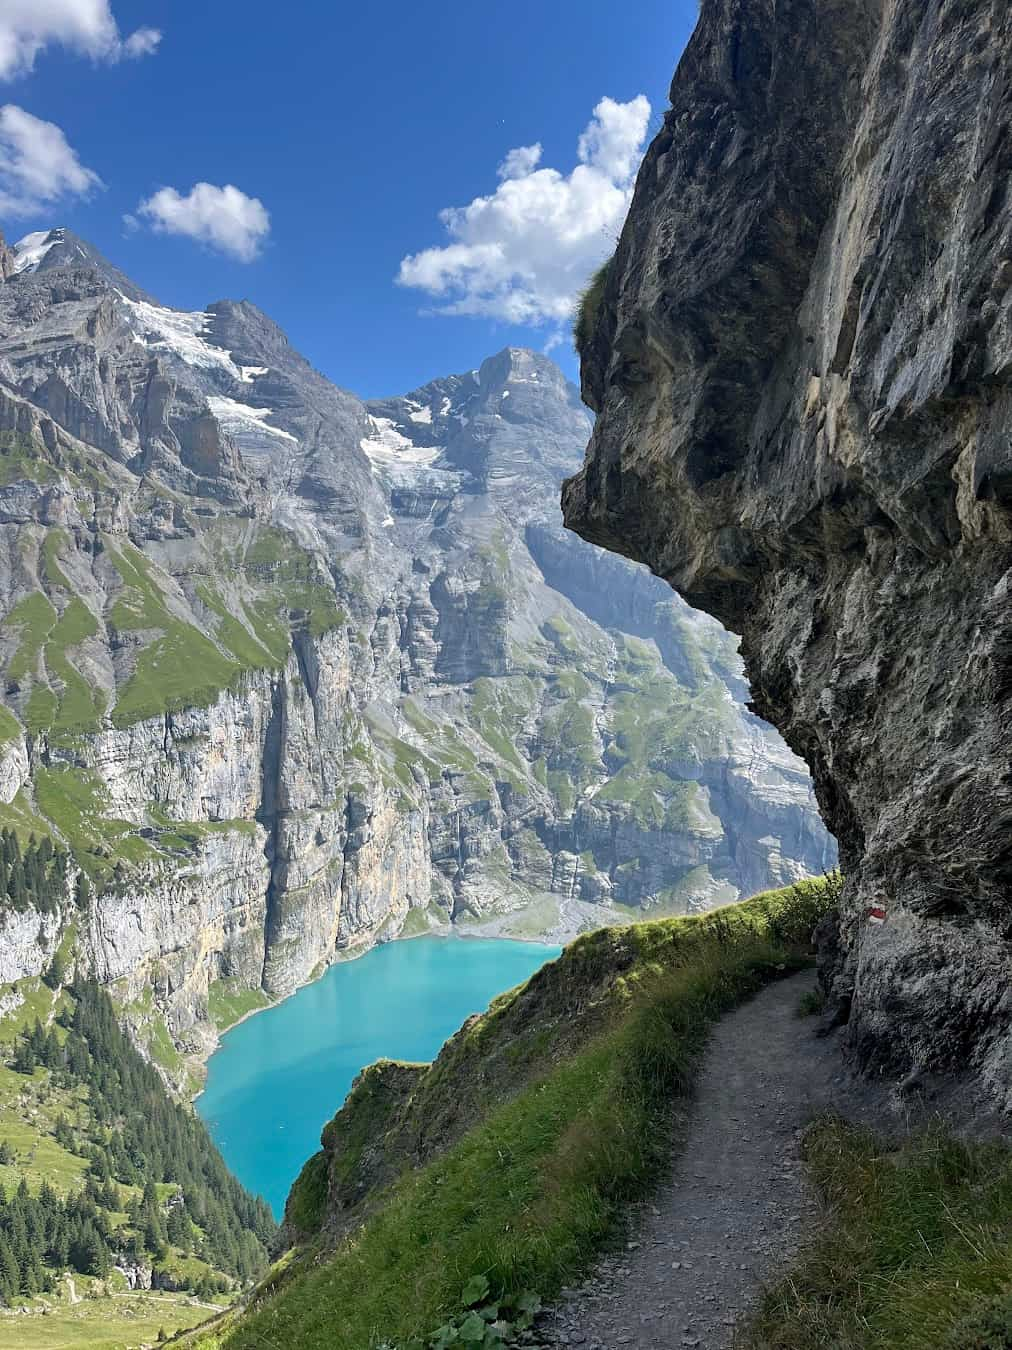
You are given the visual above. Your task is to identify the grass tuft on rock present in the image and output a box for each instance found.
[573,258,613,355]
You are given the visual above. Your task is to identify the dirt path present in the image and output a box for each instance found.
[536,971,861,1350]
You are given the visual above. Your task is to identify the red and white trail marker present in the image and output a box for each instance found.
[866,906,887,925]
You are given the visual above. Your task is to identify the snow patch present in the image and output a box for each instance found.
[120,295,243,380]
[440,397,452,416]
[382,515,395,527]
[239,366,269,383]
[12,229,60,274]
[206,396,297,444]
[361,417,441,468]
[408,405,433,425]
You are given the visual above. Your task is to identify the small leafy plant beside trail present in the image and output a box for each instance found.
[377,1276,542,1349]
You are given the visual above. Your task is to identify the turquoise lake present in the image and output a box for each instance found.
[196,936,561,1216]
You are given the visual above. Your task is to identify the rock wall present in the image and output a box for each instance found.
[564,0,1012,1108]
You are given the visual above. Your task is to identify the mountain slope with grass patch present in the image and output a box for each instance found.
[183,877,838,1350]
[0,229,832,1096]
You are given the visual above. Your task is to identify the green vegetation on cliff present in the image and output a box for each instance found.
[573,258,611,355]
[194,878,836,1350]
[108,543,246,728]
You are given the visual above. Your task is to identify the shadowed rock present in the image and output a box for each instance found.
[564,0,1012,1108]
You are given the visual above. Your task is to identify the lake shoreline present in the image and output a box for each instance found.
[194,904,580,1096]
[195,934,562,1217]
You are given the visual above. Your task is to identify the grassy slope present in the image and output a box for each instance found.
[191,880,834,1350]
[0,978,89,1195]
[744,1118,1012,1350]
[0,980,237,1347]
[0,512,349,750]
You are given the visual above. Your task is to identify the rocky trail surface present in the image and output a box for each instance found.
[535,971,872,1350]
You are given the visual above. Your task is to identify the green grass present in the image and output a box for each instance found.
[42,529,74,590]
[35,765,157,877]
[197,584,282,671]
[106,535,344,727]
[146,803,258,857]
[0,1289,227,1349]
[0,432,57,488]
[573,257,612,354]
[0,703,21,743]
[0,979,89,1196]
[46,598,104,736]
[207,979,271,1033]
[285,1152,330,1238]
[743,1118,1012,1350]
[5,591,57,682]
[234,526,347,639]
[108,543,245,728]
[0,789,54,846]
[0,1061,90,1195]
[5,579,103,736]
[470,680,529,760]
[25,684,58,733]
[199,879,835,1350]
[796,984,827,1017]
[242,599,291,666]
[397,905,448,939]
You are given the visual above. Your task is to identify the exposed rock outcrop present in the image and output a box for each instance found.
[564,0,1012,1107]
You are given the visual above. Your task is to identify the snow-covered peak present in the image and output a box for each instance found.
[12,228,63,275]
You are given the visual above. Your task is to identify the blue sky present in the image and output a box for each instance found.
[0,0,698,398]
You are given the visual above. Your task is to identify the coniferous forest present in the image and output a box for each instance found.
[0,977,275,1301]
[0,828,74,919]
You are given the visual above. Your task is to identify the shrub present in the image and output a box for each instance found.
[744,1118,1012,1350]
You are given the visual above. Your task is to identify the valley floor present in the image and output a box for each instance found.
[0,1288,228,1349]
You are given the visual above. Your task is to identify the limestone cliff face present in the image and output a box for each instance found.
[564,0,1012,1107]
[0,226,830,1082]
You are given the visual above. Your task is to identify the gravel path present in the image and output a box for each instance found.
[536,971,856,1350]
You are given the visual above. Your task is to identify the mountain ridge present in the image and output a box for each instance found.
[0,222,832,1091]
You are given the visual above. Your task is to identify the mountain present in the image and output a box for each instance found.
[0,224,832,1083]
[8,226,148,299]
[564,0,1011,1108]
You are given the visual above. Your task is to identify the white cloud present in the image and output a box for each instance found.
[121,25,160,59]
[0,1,161,80]
[398,95,650,325]
[0,103,102,216]
[498,144,542,181]
[135,183,270,262]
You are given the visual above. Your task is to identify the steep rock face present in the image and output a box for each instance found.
[564,0,1012,1107]
[0,226,831,1080]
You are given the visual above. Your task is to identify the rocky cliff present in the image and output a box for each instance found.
[564,0,1011,1108]
[0,224,832,1081]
